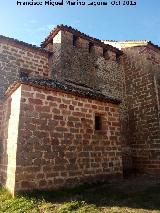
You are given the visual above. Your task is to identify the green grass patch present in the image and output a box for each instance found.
[0,178,160,212]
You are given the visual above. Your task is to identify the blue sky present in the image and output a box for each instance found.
[0,0,160,46]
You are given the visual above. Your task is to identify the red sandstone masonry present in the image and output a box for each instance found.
[122,46,160,173]
[14,84,122,192]
[1,26,160,195]
[0,42,49,77]
[0,41,49,97]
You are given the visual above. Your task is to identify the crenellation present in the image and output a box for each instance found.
[0,25,160,195]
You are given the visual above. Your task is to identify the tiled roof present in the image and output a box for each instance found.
[41,24,122,55]
[148,41,160,51]
[5,76,121,104]
[0,35,51,54]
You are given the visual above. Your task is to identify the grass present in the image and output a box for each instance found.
[0,176,160,212]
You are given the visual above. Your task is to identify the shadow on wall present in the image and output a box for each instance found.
[0,97,11,189]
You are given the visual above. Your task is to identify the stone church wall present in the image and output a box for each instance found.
[0,39,49,98]
[48,29,130,173]
[0,26,160,194]
[122,46,160,173]
[14,84,122,192]
[51,30,124,101]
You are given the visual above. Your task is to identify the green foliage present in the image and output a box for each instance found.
[0,187,99,213]
[0,180,160,213]
[56,201,98,213]
[0,187,39,213]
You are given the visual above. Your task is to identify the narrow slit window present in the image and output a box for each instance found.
[89,42,94,53]
[73,35,78,47]
[103,49,109,60]
[95,115,102,131]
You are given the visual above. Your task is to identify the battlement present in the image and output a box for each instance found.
[42,24,122,60]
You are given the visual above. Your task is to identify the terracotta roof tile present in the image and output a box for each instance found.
[5,76,121,104]
[41,24,122,55]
